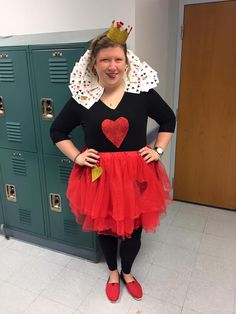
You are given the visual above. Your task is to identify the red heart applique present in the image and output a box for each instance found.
[101,117,129,148]
[136,181,148,193]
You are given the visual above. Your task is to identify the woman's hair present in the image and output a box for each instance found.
[88,34,130,73]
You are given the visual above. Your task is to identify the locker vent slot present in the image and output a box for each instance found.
[6,122,22,142]
[12,157,27,176]
[0,59,15,82]
[19,208,32,225]
[48,58,68,83]
[58,164,72,183]
[64,219,78,236]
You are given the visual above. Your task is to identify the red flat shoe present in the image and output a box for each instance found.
[105,277,120,302]
[120,272,143,300]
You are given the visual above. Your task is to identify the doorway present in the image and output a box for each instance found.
[173,1,236,210]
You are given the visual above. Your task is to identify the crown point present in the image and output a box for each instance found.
[107,19,132,45]
[117,22,123,28]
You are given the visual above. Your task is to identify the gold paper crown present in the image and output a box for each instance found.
[106,20,132,45]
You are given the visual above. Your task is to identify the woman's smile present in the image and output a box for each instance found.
[106,72,118,79]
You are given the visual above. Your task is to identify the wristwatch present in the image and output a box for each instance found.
[154,146,164,157]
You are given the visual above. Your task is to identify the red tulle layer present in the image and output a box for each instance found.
[66,151,172,238]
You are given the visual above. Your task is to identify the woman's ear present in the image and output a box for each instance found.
[92,65,97,74]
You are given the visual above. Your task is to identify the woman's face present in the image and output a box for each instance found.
[94,46,127,89]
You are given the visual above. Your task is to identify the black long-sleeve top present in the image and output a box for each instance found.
[50,89,176,152]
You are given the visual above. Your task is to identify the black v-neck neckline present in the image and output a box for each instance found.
[100,92,126,111]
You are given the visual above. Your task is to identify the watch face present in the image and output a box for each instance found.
[156,147,163,155]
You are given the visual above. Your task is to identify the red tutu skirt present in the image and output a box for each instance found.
[66,151,172,238]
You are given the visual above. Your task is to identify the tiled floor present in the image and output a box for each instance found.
[1,201,236,314]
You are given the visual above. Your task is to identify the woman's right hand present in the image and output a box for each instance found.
[75,148,100,167]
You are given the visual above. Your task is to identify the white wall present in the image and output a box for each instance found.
[1,0,179,174]
[136,0,179,174]
[0,0,136,48]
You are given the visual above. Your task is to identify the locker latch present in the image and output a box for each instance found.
[5,184,17,202]
[41,98,54,120]
[49,193,62,212]
[0,96,5,117]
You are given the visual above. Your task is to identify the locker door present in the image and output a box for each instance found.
[0,148,45,235]
[31,48,85,156]
[44,154,96,249]
[0,50,36,152]
[0,196,4,224]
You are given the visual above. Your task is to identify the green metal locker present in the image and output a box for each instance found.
[0,196,4,224]
[0,49,37,152]
[30,46,85,156]
[0,162,5,225]
[0,148,45,235]
[43,155,96,250]
[0,30,104,261]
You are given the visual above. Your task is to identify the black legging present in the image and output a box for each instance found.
[98,227,142,274]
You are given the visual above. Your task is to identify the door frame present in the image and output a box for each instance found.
[170,0,229,196]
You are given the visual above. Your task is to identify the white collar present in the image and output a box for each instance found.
[69,49,159,109]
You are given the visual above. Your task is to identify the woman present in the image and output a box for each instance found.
[50,20,176,303]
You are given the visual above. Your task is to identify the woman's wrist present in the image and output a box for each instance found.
[73,152,81,163]
[153,146,164,157]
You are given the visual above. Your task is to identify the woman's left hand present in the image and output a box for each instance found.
[139,146,160,163]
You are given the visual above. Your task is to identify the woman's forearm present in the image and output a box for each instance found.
[56,140,80,162]
[154,132,173,150]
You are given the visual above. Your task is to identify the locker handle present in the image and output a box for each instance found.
[41,98,54,120]
[49,193,62,212]
[5,184,17,202]
[0,96,5,117]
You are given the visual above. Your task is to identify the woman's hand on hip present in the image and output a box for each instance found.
[139,146,160,163]
[75,148,100,167]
